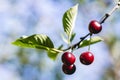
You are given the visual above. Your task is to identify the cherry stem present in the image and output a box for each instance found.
[88,34,92,51]
[63,33,91,51]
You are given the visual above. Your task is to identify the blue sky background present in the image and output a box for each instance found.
[0,0,120,80]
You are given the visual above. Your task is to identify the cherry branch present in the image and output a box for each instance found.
[63,33,91,51]
[99,1,120,24]
[62,1,120,51]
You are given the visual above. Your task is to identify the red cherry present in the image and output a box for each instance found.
[62,64,76,75]
[89,20,102,34]
[62,52,76,65]
[80,51,94,65]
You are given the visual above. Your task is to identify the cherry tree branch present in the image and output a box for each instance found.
[62,1,120,51]
[63,33,91,51]
[99,1,120,24]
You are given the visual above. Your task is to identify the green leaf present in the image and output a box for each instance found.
[12,34,54,50]
[62,4,78,41]
[70,33,76,42]
[57,44,63,50]
[47,49,59,60]
[47,45,64,60]
[12,34,64,60]
[61,33,70,44]
[47,48,63,60]
[79,36,103,48]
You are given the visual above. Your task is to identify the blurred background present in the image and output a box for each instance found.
[0,0,120,80]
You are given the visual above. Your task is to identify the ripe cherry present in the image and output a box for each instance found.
[89,20,102,34]
[62,64,76,75]
[80,51,94,65]
[62,52,76,65]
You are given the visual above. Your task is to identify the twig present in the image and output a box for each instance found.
[62,1,120,52]
[99,1,120,24]
[63,33,91,51]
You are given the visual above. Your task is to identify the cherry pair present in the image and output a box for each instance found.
[61,52,76,75]
[61,51,94,75]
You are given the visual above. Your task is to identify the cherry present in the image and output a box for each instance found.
[89,20,102,34]
[62,64,76,75]
[80,51,94,65]
[62,52,76,65]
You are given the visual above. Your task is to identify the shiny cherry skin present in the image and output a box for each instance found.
[62,52,76,65]
[62,64,76,75]
[89,20,102,34]
[80,51,94,65]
